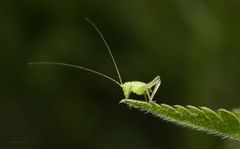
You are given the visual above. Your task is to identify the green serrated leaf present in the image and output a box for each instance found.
[120,99,240,141]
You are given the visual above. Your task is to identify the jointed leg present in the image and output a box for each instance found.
[125,86,132,99]
[149,79,161,102]
[146,90,151,101]
[144,94,147,102]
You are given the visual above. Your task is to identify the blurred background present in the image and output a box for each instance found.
[1,0,240,148]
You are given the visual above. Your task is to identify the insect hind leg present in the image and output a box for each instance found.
[149,79,161,102]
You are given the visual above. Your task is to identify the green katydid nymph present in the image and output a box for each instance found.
[29,19,161,102]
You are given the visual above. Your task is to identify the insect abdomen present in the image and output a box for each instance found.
[121,81,147,96]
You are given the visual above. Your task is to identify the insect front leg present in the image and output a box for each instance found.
[125,86,132,99]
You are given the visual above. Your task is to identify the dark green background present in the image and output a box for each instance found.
[1,0,240,148]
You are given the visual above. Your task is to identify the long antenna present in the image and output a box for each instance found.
[28,62,121,86]
[85,18,123,84]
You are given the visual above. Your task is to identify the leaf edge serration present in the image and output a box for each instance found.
[120,99,240,141]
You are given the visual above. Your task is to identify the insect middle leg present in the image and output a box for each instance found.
[144,94,148,102]
[146,90,151,102]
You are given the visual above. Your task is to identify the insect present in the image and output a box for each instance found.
[29,18,161,102]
